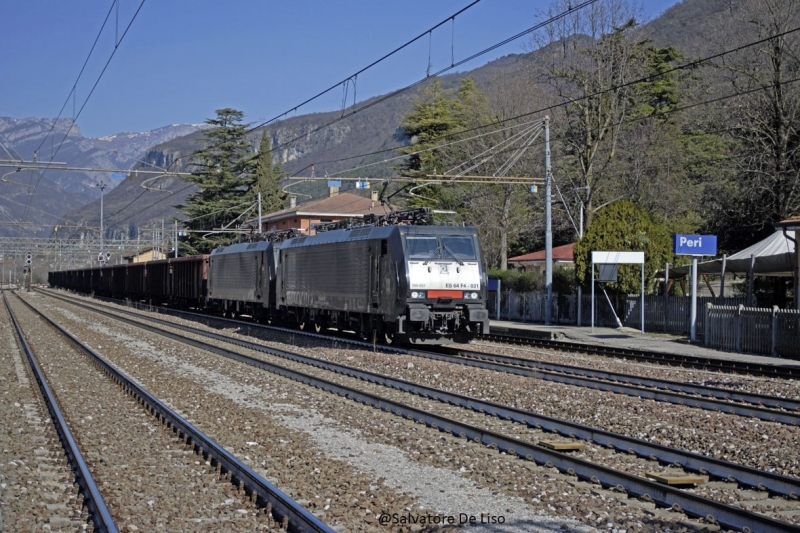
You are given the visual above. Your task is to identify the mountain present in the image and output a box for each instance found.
[11,0,729,241]
[0,118,205,237]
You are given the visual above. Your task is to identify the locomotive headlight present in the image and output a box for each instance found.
[411,291,426,299]
[470,292,479,299]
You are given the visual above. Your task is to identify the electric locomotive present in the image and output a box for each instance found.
[206,240,281,322]
[278,224,489,344]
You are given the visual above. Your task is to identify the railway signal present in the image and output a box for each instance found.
[98,252,104,263]
[25,254,32,265]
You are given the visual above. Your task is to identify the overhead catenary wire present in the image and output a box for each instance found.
[292,24,800,179]
[106,72,799,235]
[32,0,118,158]
[156,0,600,181]
[59,13,800,239]
[21,0,148,223]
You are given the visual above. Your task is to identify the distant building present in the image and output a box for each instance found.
[123,247,166,264]
[508,243,575,273]
[253,190,388,235]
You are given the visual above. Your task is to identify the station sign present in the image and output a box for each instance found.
[674,234,717,256]
[327,180,342,187]
[356,181,370,189]
[111,172,126,179]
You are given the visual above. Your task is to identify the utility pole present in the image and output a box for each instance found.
[544,116,553,326]
[174,221,178,258]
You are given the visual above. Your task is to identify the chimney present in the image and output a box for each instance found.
[329,186,340,197]
[289,195,297,208]
[371,190,379,202]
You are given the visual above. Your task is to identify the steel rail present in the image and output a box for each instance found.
[446,345,800,412]
[2,292,118,533]
[12,292,334,533]
[48,293,800,499]
[410,346,800,426]
[39,289,800,423]
[35,292,800,532]
[37,294,800,531]
[482,332,800,379]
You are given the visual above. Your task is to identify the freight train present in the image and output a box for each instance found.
[48,216,490,345]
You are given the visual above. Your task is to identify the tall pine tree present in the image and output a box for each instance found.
[179,108,256,254]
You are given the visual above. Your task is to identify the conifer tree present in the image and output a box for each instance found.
[252,130,287,215]
[397,80,466,209]
[178,108,256,254]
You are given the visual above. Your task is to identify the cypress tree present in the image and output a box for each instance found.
[252,130,287,215]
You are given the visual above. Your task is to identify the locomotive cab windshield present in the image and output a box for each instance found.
[402,230,489,343]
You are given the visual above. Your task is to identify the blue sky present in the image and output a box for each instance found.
[1,0,680,139]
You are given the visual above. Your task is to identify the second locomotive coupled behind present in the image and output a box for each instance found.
[49,224,490,345]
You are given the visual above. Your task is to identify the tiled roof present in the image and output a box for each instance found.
[509,243,575,262]
[262,192,388,221]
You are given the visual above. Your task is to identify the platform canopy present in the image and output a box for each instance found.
[664,230,796,278]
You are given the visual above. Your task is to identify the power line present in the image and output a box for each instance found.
[261,1,601,161]
[21,0,148,223]
[32,1,117,158]
[72,10,800,238]
[158,1,600,178]
[297,25,800,179]
[251,0,483,130]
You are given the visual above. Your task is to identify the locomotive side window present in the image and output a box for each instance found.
[406,236,439,259]
[381,239,388,256]
[441,236,476,260]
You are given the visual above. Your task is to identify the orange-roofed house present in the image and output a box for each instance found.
[258,191,388,235]
[508,243,575,273]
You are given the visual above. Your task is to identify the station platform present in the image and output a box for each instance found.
[488,320,800,369]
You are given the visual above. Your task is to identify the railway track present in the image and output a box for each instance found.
[36,288,800,532]
[2,290,116,532]
[6,290,334,533]
[45,288,800,425]
[481,332,800,379]
[421,345,800,426]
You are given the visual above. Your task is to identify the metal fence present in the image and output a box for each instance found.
[488,288,799,358]
[705,304,800,358]
[488,290,747,336]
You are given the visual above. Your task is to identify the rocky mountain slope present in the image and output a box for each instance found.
[0,119,204,237]
[7,0,729,240]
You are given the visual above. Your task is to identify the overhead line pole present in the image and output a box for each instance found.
[544,116,553,326]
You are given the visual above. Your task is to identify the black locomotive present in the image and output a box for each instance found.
[49,222,490,344]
